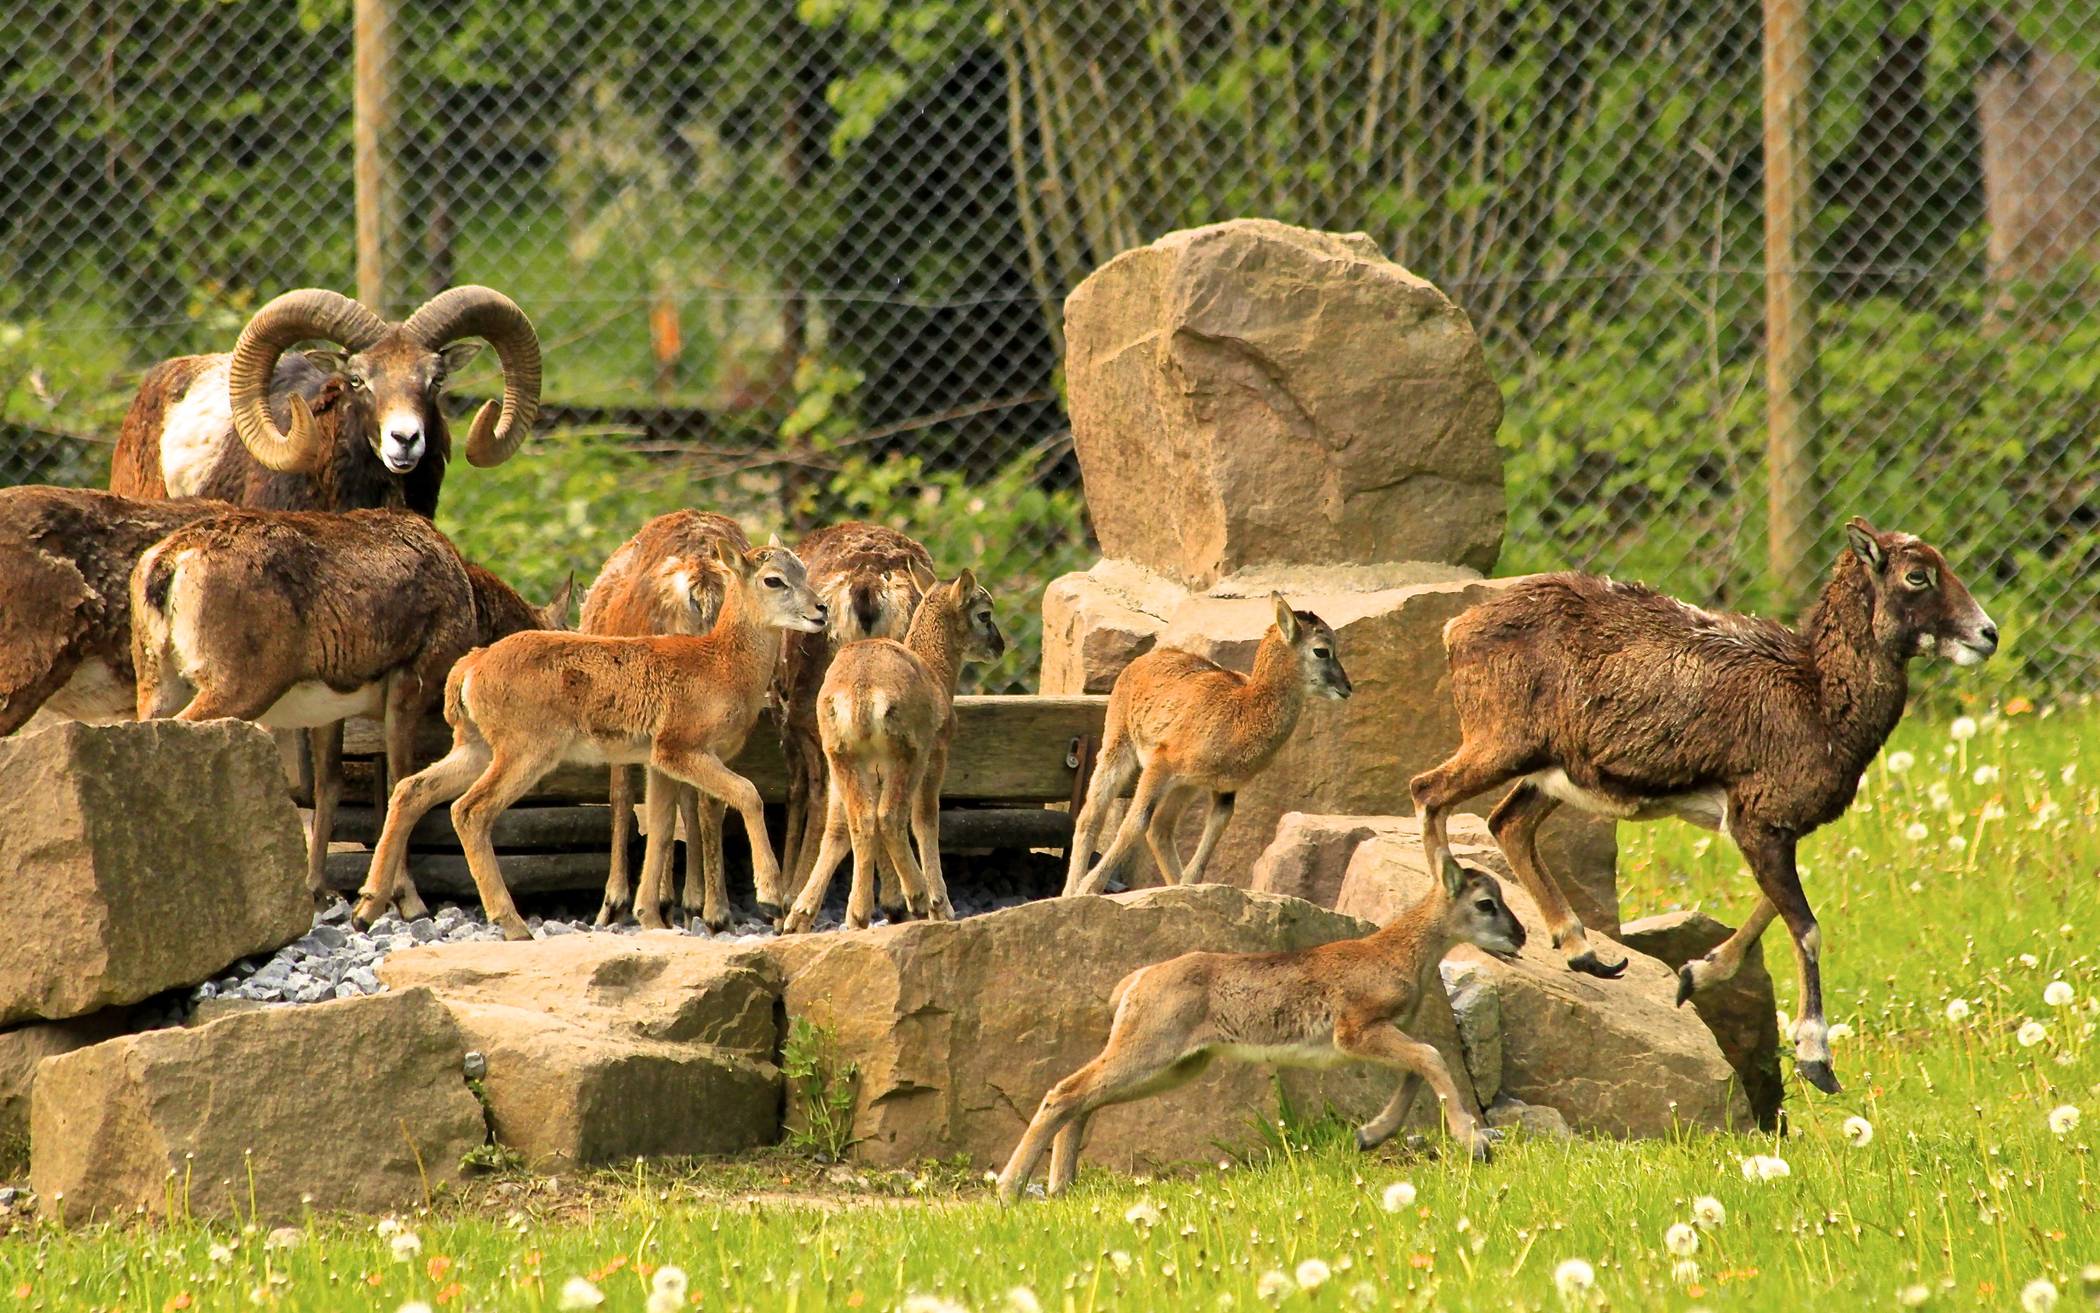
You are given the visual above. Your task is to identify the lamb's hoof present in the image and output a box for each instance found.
[754,901,782,926]
[1797,1059,1842,1094]
[1352,1127,1379,1152]
[592,899,627,929]
[779,910,813,936]
[881,901,910,923]
[499,919,534,943]
[696,909,729,935]
[349,897,384,932]
[1568,950,1629,979]
[1675,963,1699,1006]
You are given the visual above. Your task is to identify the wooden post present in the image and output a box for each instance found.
[1762,0,1818,603]
[353,0,402,312]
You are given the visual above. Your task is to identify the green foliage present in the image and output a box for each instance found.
[1499,287,2100,693]
[782,1016,860,1162]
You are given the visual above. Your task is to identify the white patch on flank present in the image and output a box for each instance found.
[1793,1016,1830,1064]
[42,658,136,723]
[1526,768,1729,832]
[258,680,384,729]
[160,358,233,496]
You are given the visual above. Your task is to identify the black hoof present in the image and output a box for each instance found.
[754,901,782,925]
[1568,950,1629,979]
[1353,1128,1374,1152]
[1675,964,1697,1006]
[349,912,373,932]
[1798,1060,1842,1094]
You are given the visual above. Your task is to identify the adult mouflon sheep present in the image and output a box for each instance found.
[1409,516,1997,1095]
[111,285,541,516]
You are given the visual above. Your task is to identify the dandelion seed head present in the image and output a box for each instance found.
[2018,1020,2048,1047]
[1944,998,1971,1023]
[1125,1200,1162,1229]
[1904,822,1930,842]
[1664,1222,1699,1257]
[1553,1257,1596,1300]
[1842,1116,1874,1148]
[557,1276,605,1310]
[2047,1104,2080,1135]
[1896,1283,1931,1307]
[1827,1022,1855,1043]
[1691,1196,1726,1229]
[1886,750,1915,774]
[1381,1181,1416,1213]
[1003,1287,1044,1313]
[1950,716,1977,741]
[1256,1270,1294,1305]
[2021,1277,2059,1313]
[2044,981,2074,1008]
[1972,764,2001,785]
[1295,1259,1332,1290]
[388,1232,421,1263]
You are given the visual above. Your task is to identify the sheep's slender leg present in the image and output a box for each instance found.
[1143,786,1194,886]
[596,766,637,926]
[998,1043,1213,1205]
[652,743,780,918]
[1676,897,1779,1003]
[451,746,561,942]
[685,791,730,931]
[304,722,343,905]
[1488,780,1624,978]
[1074,762,1172,897]
[1355,1073,1423,1151]
[1179,790,1236,885]
[781,775,854,935]
[380,683,429,920]
[1063,736,1136,895]
[1733,819,1837,1093]
[1333,1018,1492,1161]
[353,736,488,927]
[632,767,680,930]
[909,745,953,921]
[877,761,931,919]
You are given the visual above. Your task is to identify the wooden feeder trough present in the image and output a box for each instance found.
[311,695,1107,901]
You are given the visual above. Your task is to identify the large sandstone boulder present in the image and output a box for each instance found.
[1047,568,1619,920]
[757,885,1477,1171]
[0,1009,139,1154]
[1334,832,1751,1136]
[30,988,483,1220]
[1620,911,1784,1130]
[0,721,310,1024]
[379,935,783,1167]
[1064,220,1505,589]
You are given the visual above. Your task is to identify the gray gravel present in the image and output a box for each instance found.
[196,870,1048,1009]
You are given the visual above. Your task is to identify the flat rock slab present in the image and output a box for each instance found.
[381,936,784,1167]
[1064,219,1506,589]
[1042,569,1621,903]
[0,721,310,1024]
[757,884,1475,1171]
[1620,910,1784,1130]
[1336,835,1751,1136]
[0,1009,139,1150]
[30,988,483,1221]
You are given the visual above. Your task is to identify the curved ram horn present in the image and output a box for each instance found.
[227,289,388,473]
[401,286,542,467]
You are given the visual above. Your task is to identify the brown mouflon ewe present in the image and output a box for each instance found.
[111,286,541,516]
[0,486,232,735]
[779,562,1005,934]
[777,521,934,914]
[129,508,568,904]
[578,510,752,929]
[1409,517,1997,1094]
[352,540,826,940]
[1064,595,1351,897]
[997,857,1525,1204]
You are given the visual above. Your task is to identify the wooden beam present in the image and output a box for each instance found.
[339,695,1108,806]
[353,0,402,312]
[1762,0,1819,602]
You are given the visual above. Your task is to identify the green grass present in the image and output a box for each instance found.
[4,699,2096,1311]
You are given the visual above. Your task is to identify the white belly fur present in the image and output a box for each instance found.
[1527,768,1729,832]
[160,358,234,498]
[1211,1042,1351,1070]
[258,681,384,729]
[42,658,136,723]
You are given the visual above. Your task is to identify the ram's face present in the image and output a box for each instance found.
[309,333,479,475]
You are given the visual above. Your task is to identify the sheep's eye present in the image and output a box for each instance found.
[347,375,368,391]
[1904,568,1931,588]
[1475,899,1497,913]
[1312,647,1331,658]
[763,576,786,590]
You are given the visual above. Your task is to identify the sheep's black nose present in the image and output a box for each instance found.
[1979,623,1999,648]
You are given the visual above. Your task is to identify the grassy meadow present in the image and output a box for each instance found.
[2,699,2094,1312]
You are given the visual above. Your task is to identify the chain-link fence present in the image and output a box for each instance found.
[3,3,2095,692]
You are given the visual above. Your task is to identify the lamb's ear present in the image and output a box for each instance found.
[766,532,785,549]
[1271,593,1299,642]
[908,558,939,594]
[953,567,977,598]
[1440,854,1467,901]
[711,538,748,573]
[1845,517,1886,572]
